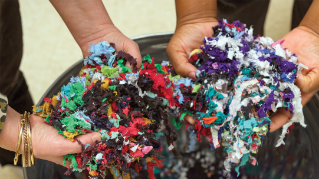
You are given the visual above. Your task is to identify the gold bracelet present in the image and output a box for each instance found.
[14,114,25,165]
[22,112,30,167]
[22,112,35,167]
[27,113,35,165]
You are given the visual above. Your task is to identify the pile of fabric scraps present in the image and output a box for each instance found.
[167,19,307,175]
[33,19,308,178]
[33,41,179,179]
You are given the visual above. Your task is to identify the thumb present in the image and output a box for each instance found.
[166,45,197,80]
[64,132,101,154]
[295,70,319,93]
[126,45,142,69]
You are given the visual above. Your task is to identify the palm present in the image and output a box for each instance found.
[167,22,219,77]
[81,30,142,68]
[283,26,319,94]
[270,26,319,132]
[30,115,100,166]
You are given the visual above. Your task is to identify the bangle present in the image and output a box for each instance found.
[22,112,30,167]
[28,113,35,165]
[14,112,34,167]
[22,112,34,167]
[14,114,25,165]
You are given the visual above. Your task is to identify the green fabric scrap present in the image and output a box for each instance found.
[180,111,192,121]
[206,87,218,98]
[111,131,119,140]
[168,73,180,81]
[146,91,156,98]
[121,66,132,74]
[88,161,98,171]
[171,118,183,129]
[235,153,250,176]
[216,93,224,100]
[109,117,121,128]
[102,98,107,102]
[45,114,50,123]
[61,98,77,110]
[77,119,91,130]
[241,68,252,75]
[161,98,169,106]
[101,66,119,78]
[100,130,110,140]
[109,85,117,91]
[58,130,64,136]
[143,54,152,63]
[61,115,78,133]
[213,111,227,124]
[155,64,165,74]
[192,84,201,93]
[69,81,85,105]
[63,154,78,170]
[154,132,164,140]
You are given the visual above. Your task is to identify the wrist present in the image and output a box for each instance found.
[299,0,319,36]
[295,25,319,38]
[0,107,22,152]
[299,20,319,37]
[176,11,218,29]
[175,0,217,29]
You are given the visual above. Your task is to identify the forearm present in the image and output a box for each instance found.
[0,106,21,152]
[175,0,217,28]
[50,0,116,50]
[300,0,319,35]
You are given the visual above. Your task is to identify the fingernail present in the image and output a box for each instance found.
[92,133,101,143]
[189,72,196,81]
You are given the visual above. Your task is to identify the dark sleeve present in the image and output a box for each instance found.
[0,93,8,133]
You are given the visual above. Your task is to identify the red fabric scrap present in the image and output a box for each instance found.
[146,162,157,179]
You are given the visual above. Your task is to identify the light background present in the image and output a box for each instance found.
[0,0,295,177]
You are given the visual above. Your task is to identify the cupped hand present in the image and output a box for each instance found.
[167,21,218,124]
[270,26,319,132]
[166,21,219,80]
[78,25,142,69]
[29,114,101,167]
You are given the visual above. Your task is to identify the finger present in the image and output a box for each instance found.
[295,69,319,94]
[184,114,195,125]
[120,39,142,69]
[63,132,102,154]
[126,45,142,69]
[270,91,316,132]
[269,108,291,132]
[166,44,197,80]
[48,156,71,168]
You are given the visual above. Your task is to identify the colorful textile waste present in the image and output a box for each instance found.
[34,19,307,178]
[168,19,307,175]
[33,41,179,179]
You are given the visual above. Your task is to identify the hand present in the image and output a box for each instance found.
[270,26,319,132]
[30,114,101,167]
[78,25,142,69]
[50,0,142,69]
[167,21,218,80]
[167,20,218,124]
